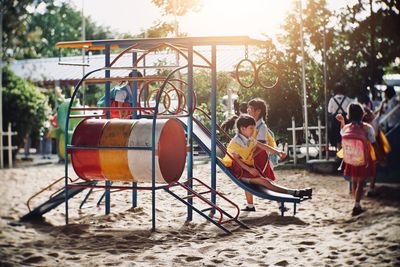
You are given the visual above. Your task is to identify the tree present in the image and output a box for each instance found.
[22,2,115,58]
[149,0,202,37]
[2,67,51,160]
[2,0,116,60]
[332,0,400,97]
[1,0,53,60]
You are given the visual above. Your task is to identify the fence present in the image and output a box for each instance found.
[286,117,328,165]
[0,123,18,168]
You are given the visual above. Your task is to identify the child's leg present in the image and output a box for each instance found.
[355,177,366,204]
[368,163,377,194]
[245,191,253,205]
[352,176,367,215]
[248,178,296,195]
[351,176,357,197]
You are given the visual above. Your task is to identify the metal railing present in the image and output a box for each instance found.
[287,117,327,165]
[0,123,18,168]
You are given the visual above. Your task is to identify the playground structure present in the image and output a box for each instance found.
[22,36,310,234]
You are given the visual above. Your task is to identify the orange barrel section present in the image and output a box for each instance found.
[71,119,108,180]
[99,119,135,182]
[127,118,186,184]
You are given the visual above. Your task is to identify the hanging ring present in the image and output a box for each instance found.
[256,61,279,89]
[235,58,257,89]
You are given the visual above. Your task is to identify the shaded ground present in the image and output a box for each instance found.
[0,157,399,266]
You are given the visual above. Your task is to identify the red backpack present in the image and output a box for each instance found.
[341,123,369,166]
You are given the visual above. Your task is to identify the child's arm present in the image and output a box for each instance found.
[230,153,261,177]
[256,142,287,160]
[335,114,346,129]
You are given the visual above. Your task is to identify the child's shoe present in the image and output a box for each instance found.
[241,206,256,212]
[295,188,313,198]
[351,206,365,216]
[366,189,379,197]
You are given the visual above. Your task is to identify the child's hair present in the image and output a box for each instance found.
[385,86,396,99]
[238,103,248,114]
[333,83,345,95]
[236,114,256,131]
[221,115,238,132]
[234,101,248,116]
[347,103,364,123]
[248,98,268,121]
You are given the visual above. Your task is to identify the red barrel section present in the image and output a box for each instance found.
[71,119,108,180]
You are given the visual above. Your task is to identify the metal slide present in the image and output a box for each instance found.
[20,181,96,221]
[179,118,308,216]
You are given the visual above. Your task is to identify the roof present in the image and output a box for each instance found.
[56,36,270,51]
[10,46,251,83]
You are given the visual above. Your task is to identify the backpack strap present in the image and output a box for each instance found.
[333,96,347,114]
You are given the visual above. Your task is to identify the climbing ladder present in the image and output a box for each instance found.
[165,177,248,234]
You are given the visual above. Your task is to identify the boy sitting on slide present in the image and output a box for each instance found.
[221,115,312,211]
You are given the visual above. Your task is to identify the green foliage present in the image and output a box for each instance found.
[2,0,115,60]
[152,0,202,16]
[2,67,51,154]
[149,0,202,37]
[330,0,400,96]
[193,69,233,109]
[144,21,175,38]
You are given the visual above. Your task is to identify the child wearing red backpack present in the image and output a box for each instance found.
[336,103,376,216]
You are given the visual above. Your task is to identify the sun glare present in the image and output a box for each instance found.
[180,0,295,39]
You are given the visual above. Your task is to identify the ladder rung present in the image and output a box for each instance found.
[220,218,235,225]
[201,207,214,213]
[181,190,212,200]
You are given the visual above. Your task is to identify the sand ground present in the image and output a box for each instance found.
[0,156,399,266]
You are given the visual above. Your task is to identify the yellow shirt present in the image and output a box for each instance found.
[221,134,257,167]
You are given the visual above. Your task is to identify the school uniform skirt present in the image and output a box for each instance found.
[229,151,276,181]
[344,156,375,178]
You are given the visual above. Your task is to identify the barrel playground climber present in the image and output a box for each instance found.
[71,118,187,184]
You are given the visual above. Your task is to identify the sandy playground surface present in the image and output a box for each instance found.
[0,158,399,267]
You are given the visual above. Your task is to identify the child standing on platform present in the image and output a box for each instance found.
[221,115,312,212]
[336,103,376,216]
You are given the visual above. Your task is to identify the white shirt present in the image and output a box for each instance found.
[255,119,268,143]
[114,84,132,103]
[231,133,253,147]
[328,94,353,114]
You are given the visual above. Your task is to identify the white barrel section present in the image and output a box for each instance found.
[127,118,187,184]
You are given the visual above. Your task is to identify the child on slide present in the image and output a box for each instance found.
[243,98,280,211]
[221,114,313,212]
[336,103,377,216]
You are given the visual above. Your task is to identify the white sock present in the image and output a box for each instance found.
[247,204,254,208]
[354,202,361,208]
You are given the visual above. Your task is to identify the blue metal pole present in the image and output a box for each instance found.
[104,44,111,215]
[211,45,217,207]
[64,114,69,225]
[132,51,138,208]
[132,52,138,119]
[187,46,194,221]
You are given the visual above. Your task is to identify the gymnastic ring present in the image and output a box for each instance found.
[146,88,171,115]
[235,58,257,89]
[256,61,279,89]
